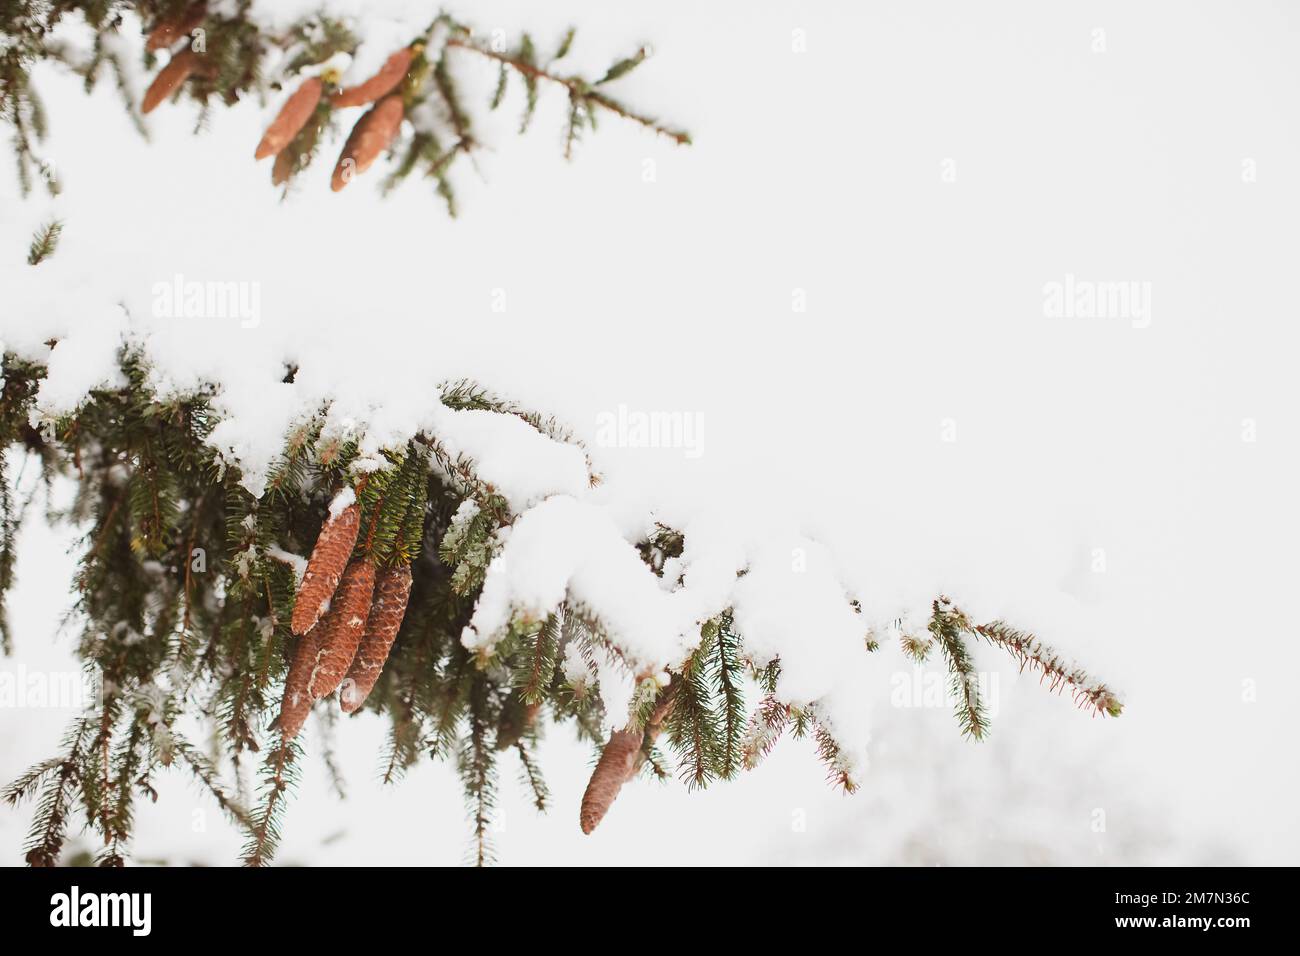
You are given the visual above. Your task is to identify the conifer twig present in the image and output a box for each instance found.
[242,741,299,867]
[929,598,989,740]
[970,619,1123,718]
[26,220,62,265]
[444,34,692,148]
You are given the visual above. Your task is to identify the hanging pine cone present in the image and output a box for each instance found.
[254,76,323,160]
[279,623,326,741]
[145,2,207,51]
[340,563,413,714]
[271,112,325,186]
[271,145,297,186]
[290,495,361,635]
[578,681,675,833]
[579,728,643,834]
[330,48,415,108]
[306,559,376,699]
[142,48,207,114]
[330,94,404,192]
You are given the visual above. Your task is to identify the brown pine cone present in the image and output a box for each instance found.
[271,110,324,186]
[330,48,414,108]
[306,559,376,700]
[142,48,207,114]
[340,563,413,714]
[279,624,325,741]
[145,3,207,51]
[290,498,361,635]
[271,147,296,187]
[330,94,404,192]
[254,76,323,160]
[579,728,643,835]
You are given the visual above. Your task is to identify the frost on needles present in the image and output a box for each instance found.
[0,344,1122,866]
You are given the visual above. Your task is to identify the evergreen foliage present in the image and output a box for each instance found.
[0,3,1127,870]
[928,597,988,740]
[0,2,690,208]
[0,349,1123,865]
[26,219,62,265]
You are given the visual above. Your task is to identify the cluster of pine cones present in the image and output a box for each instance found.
[253,48,415,192]
[281,493,414,739]
[281,485,661,835]
[142,4,415,191]
[141,5,684,839]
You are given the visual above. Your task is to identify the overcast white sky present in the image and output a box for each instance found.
[1,0,1298,865]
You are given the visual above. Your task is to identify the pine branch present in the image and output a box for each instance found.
[929,598,988,740]
[1,6,690,200]
[0,756,64,809]
[665,633,722,790]
[0,351,1123,863]
[242,740,300,867]
[457,675,498,866]
[515,612,560,705]
[970,618,1123,718]
[515,740,548,812]
[445,33,691,149]
[99,716,147,865]
[26,219,61,265]
[812,720,858,793]
[741,692,789,771]
[711,614,746,780]
[15,717,92,867]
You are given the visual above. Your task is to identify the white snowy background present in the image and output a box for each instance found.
[1,0,1298,864]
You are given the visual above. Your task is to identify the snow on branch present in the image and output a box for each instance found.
[0,304,1122,864]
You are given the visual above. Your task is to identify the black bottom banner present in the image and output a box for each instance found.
[0,865,1277,941]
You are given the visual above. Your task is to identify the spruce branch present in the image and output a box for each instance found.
[711,614,746,780]
[515,612,560,705]
[242,740,301,867]
[929,598,988,740]
[444,33,691,149]
[515,740,549,812]
[664,632,722,790]
[742,692,790,771]
[812,720,858,794]
[0,350,1122,864]
[1,4,690,202]
[14,717,92,867]
[970,618,1123,718]
[457,674,499,866]
[26,219,62,265]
